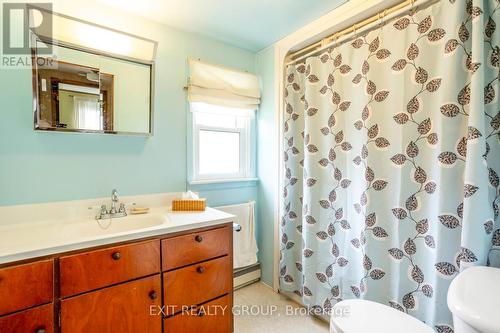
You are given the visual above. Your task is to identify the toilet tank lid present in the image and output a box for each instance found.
[447,266,500,333]
[330,299,434,333]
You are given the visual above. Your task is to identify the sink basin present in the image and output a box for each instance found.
[448,266,500,333]
[76,214,168,238]
[0,213,168,258]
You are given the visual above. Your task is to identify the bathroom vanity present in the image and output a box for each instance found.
[0,204,234,333]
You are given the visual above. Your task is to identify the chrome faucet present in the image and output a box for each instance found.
[96,189,127,220]
[110,189,119,214]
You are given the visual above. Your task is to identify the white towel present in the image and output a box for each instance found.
[216,201,258,269]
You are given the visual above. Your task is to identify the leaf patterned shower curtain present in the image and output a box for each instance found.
[280,0,500,331]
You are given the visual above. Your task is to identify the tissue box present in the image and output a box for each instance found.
[172,199,206,211]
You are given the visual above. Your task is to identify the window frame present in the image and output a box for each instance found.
[191,108,253,182]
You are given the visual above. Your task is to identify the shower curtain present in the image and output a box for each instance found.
[280,0,500,331]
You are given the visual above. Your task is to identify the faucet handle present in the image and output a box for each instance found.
[96,205,108,219]
[119,203,126,213]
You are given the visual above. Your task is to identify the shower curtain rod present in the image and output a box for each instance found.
[286,0,437,66]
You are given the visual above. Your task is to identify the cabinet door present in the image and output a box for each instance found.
[60,275,161,333]
[0,303,53,333]
[162,226,230,271]
[164,255,231,313]
[164,295,231,333]
[0,260,53,316]
[60,240,160,297]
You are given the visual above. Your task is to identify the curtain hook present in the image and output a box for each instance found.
[334,32,339,44]
[329,33,335,47]
[327,33,336,53]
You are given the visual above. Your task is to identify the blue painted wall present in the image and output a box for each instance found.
[0,2,257,208]
[0,0,271,287]
[255,46,277,286]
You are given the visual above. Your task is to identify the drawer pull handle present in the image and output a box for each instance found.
[149,290,158,300]
[195,235,203,242]
[111,252,121,260]
[35,327,46,333]
[196,266,205,274]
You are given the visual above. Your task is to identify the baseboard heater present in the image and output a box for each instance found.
[234,262,261,290]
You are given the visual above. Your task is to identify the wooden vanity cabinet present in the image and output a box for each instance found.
[0,223,233,333]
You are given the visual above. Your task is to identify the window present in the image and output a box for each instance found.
[73,95,102,130]
[191,102,253,182]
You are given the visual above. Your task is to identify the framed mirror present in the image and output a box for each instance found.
[31,10,157,135]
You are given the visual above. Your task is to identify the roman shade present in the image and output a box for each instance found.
[188,59,261,110]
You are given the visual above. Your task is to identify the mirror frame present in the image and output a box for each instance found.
[31,11,157,136]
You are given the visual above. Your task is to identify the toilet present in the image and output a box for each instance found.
[330,299,434,333]
[447,266,500,333]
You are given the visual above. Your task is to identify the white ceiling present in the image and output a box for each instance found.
[95,0,348,51]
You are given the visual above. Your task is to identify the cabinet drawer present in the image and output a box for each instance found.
[164,294,231,333]
[60,240,160,297]
[0,303,53,333]
[0,260,53,316]
[164,255,231,311]
[61,275,161,333]
[162,226,230,271]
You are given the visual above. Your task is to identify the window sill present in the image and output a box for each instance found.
[189,178,259,185]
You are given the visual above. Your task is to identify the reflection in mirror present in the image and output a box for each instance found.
[34,42,153,135]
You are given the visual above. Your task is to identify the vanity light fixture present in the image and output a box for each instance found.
[30,5,157,63]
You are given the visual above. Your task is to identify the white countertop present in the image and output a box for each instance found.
[0,207,234,265]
